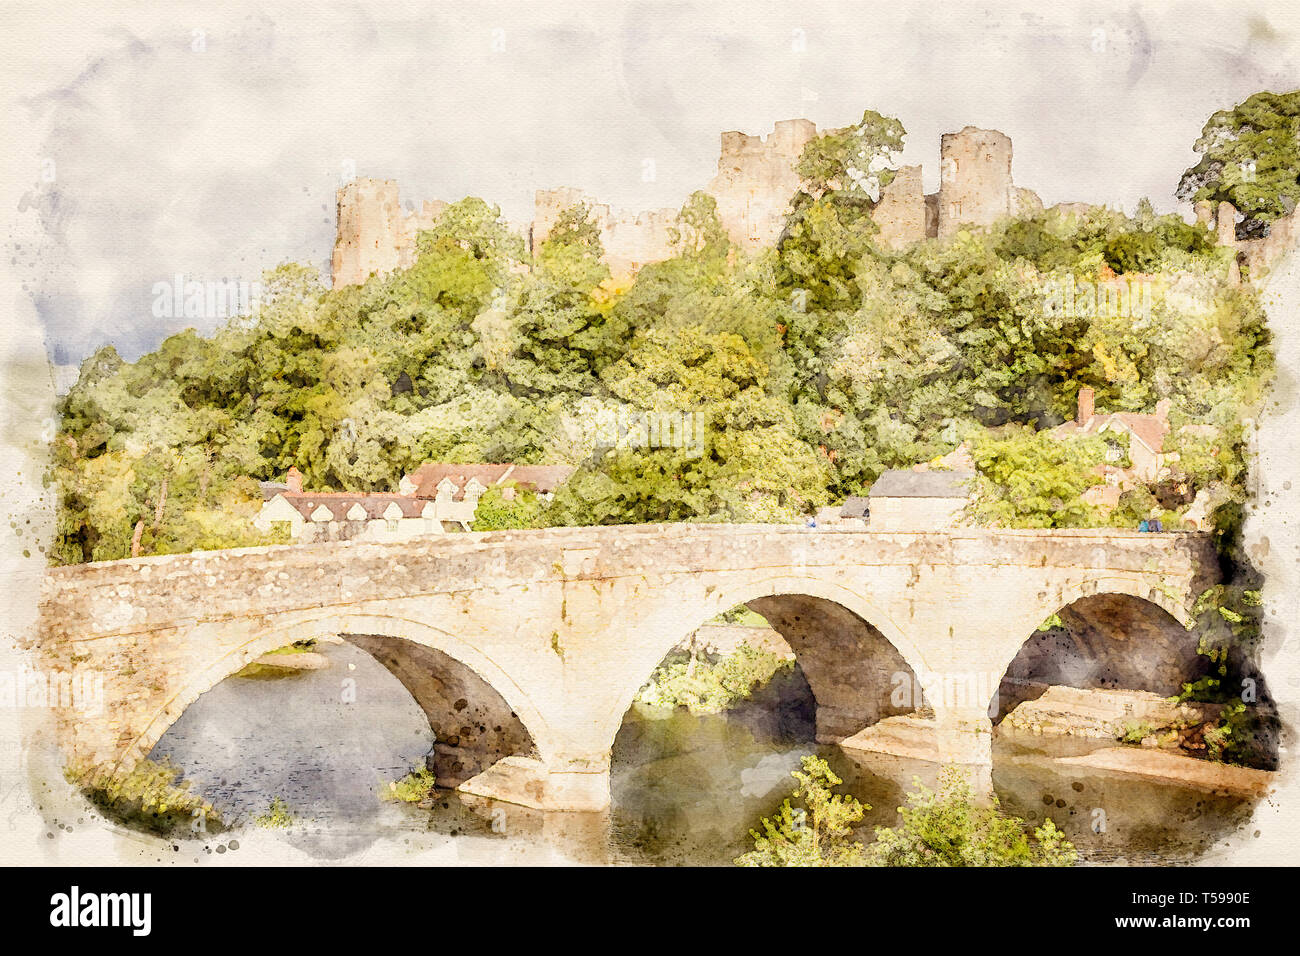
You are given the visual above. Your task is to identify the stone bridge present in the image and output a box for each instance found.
[33,525,1220,811]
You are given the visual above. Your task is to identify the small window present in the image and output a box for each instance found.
[386,519,399,532]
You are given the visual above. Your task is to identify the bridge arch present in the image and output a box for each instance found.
[598,572,930,754]
[990,583,1207,725]
[125,611,556,779]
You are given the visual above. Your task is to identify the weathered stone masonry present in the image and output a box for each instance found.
[34,525,1218,811]
[332,120,1058,287]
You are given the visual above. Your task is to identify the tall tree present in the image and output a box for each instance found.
[1177,90,1300,237]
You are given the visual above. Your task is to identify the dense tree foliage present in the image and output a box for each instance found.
[51,98,1277,563]
[1177,90,1300,237]
[862,768,1077,867]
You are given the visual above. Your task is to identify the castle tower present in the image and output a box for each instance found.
[708,119,817,250]
[332,179,448,289]
[332,179,405,288]
[937,127,1014,239]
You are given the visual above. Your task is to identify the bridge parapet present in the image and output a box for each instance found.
[32,525,1221,811]
[37,526,1218,639]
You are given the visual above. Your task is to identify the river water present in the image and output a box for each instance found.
[149,640,1259,865]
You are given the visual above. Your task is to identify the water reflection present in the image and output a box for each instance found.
[149,641,1257,865]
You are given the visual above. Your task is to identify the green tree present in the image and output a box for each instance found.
[1177,90,1300,236]
[670,190,731,264]
[863,768,1077,867]
[796,108,906,201]
[735,756,869,867]
[471,483,548,530]
[968,426,1106,528]
[535,202,609,288]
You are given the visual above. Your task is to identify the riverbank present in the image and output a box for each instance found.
[840,685,1276,799]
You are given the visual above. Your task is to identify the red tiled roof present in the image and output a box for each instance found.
[404,462,574,499]
[271,462,577,517]
[1107,413,1168,453]
[1049,412,1168,453]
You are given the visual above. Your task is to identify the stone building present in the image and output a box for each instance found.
[706,118,818,251]
[253,463,574,542]
[329,117,1160,288]
[872,127,1047,246]
[332,178,450,288]
[866,469,974,531]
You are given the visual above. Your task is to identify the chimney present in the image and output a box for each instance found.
[1155,398,1171,425]
[1077,387,1095,425]
[286,466,303,494]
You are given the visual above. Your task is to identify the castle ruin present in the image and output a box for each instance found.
[330,118,1297,289]
[332,178,448,288]
[706,118,818,252]
[530,186,678,279]
[1195,198,1300,282]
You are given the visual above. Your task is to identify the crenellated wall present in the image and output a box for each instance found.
[531,187,677,279]
[706,118,818,251]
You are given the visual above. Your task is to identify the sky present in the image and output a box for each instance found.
[3,0,1300,369]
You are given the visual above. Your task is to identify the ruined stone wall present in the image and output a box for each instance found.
[873,165,928,249]
[707,118,817,251]
[1200,199,1300,284]
[600,208,678,277]
[330,122,1295,295]
[531,187,677,279]
[329,121,1035,287]
[924,192,940,237]
[937,126,1014,239]
[1235,203,1299,279]
[530,186,602,248]
[331,178,448,289]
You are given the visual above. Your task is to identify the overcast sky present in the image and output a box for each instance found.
[4,0,1300,367]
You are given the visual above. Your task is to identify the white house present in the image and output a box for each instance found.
[253,463,575,543]
[866,469,974,532]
